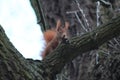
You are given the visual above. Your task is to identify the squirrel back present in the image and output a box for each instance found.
[43,30,56,44]
[41,20,70,59]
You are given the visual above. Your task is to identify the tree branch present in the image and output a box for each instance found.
[42,15,120,75]
[0,15,120,79]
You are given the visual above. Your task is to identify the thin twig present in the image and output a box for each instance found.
[75,0,90,30]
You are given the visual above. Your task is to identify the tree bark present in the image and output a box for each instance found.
[0,14,120,80]
[42,15,120,75]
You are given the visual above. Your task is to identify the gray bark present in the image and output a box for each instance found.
[0,14,120,79]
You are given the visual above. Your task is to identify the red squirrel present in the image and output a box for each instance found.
[41,20,70,59]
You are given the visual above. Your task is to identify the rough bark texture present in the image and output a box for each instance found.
[30,0,120,80]
[0,0,120,80]
[0,25,48,80]
[42,15,120,75]
[0,14,120,79]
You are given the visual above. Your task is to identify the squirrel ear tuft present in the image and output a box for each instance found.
[56,19,62,31]
[65,22,70,30]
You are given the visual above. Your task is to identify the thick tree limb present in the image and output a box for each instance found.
[42,15,120,75]
[0,15,120,79]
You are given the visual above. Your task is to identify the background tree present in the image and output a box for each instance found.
[0,0,120,80]
[30,0,120,80]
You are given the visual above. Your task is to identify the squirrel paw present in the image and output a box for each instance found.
[61,35,69,44]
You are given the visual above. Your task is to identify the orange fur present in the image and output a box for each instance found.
[43,30,56,44]
[41,20,70,59]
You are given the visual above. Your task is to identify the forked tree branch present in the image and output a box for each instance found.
[42,15,120,76]
[0,15,120,79]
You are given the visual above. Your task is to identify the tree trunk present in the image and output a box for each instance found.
[30,0,120,80]
[0,0,120,80]
[0,13,120,79]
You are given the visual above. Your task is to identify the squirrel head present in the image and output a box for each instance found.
[55,20,70,39]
